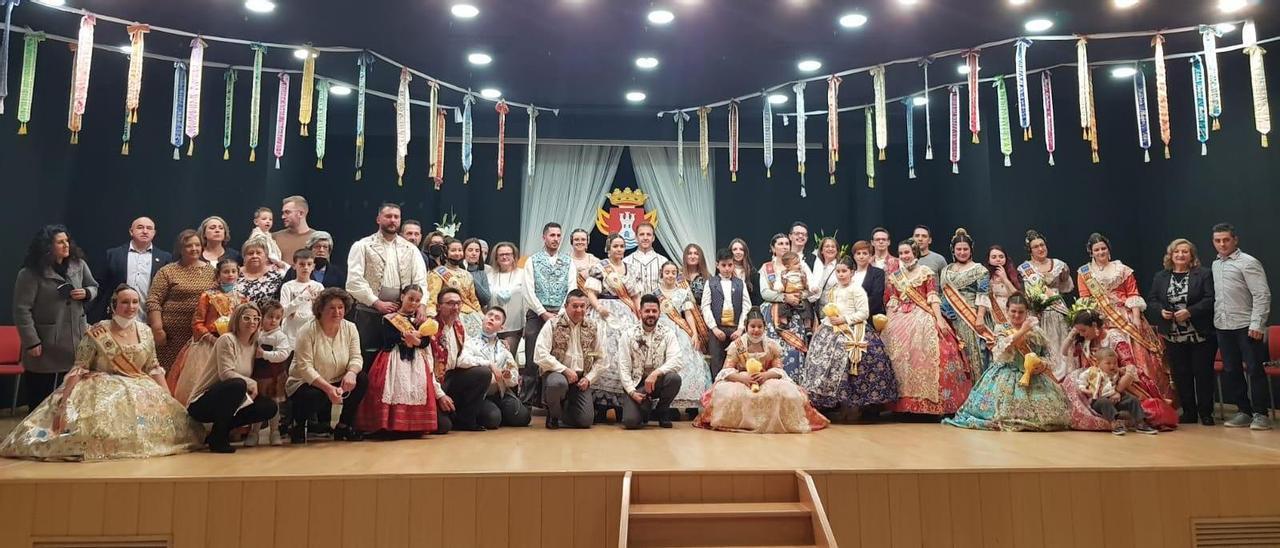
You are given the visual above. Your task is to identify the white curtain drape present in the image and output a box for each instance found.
[629,146,717,261]
[519,144,624,253]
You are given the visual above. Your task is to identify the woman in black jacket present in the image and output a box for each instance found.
[1145,238,1216,425]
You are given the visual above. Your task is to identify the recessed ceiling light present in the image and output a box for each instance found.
[1114,0,1139,8]
[1110,66,1138,79]
[797,59,822,72]
[1024,18,1054,32]
[293,49,317,60]
[912,96,929,106]
[244,0,276,13]
[635,56,660,69]
[625,91,647,103]
[330,85,352,96]
[838,13,868,28]
[897,0,920,6]
[648,9,674,24]
[1218,0,1247,12]
[451,3,480,18]
[1009,0,1029,5]
[33,0,66,6]
[1216,22,1237,33]
[468,52,492,66]
[957,64,981,75]
[480,88,502,99]
[768,94,789,105]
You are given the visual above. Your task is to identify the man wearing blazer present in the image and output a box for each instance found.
[89,217,172,323]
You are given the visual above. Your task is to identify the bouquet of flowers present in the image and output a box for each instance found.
[1023,278,1065,314]
[1065,297,1098,325]
[435,211,461,238]
[811,230,850,260]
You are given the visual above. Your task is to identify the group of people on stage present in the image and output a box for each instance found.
[1,193,1274,461]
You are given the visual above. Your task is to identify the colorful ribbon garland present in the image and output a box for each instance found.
[1015,38,1032,141]
[920,58,934,160]
[298,47,315,136]
[120,101,131,155]
[315,78,329,169]
[428,80,440,175]
[221,69,236,160]
[526,105,538,183]
[1134,65,1152,163]
[826,76,840,185]
[698,106,710,178]
[274,73,289,169]
[994,76,1013,167]
[0,0,16,116]
[16,32,42,135]
[1191,55,1210,156]
[728,101,740,182]
[395,68,411,186]
[248,44,264,162]
[964,50,980,144]
[70,16,96,144]
[763,92,773,179]
[65,43,78,143]
[871,66,887,160]
[904,98,916,179]
[794,82,807,178]
[1200,25,1223,131]
[674,112,688,184]
[434,106,447,189]
[355,52,372,180]
[865,107,875,188]
[169,61,187,160]
[495,100,508,190]
[461,93,474,184]
[1153,35,1172,158]
[124,24,148,124]
[1077,39,1100,163]
[949,84,960,174]
[1042,71,1056,166]
[1243,21,1271,148]
[184,37,206,157]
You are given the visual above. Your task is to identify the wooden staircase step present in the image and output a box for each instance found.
[630,502,811,520]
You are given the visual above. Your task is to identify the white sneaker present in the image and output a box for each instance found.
[269,429,283,446]
[243,426,260,447]
[1250,414,1274,431]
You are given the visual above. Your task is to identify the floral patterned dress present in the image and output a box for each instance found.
[656,285,712,410]
[797,282,897,409]
[883,265,972,415]
[0,321,204,461]
[944,326,1071,431]
[237,269,285,308]
[585,260,642,412]
[940,262,992,377]
[695,337,829,434]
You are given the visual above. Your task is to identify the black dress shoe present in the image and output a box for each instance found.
[290,424,307,444]
[545,417,561,430]
[1179,414,1198,425]
[205,434,236,454]
[1201,416,1216,426]
[333,425,364,441]
[459,424,487,432]
[658,419,673,429]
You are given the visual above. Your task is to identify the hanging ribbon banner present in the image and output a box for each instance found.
[871,66,888,160]
[248,44,264,162]
[526,105,538,184]
[1015,38,1032,141]
[1191,55,1210,156]
[827,76,841,185]
[273,72,289,169]
[428,80,440,175]
[1243,21,1271,148]
[1042,71,1056,166]
[495,100,508,190]
[70,16,96,144]
[1153,35,1172,159]
[1134,65,1152,162]
[904,98,916,179]
[794,82,807,180]
[1077,39,1100,163]
[65,43,78,143]
[461,93,474,183]
[16,32,42,135]
[221,69,236,160]
[124,25,148,125]
[298,47,315,136]
[355,52,372,180]
[674,112,688,184]
[119,102,131,155]
[315,78,329,169]
[0,0,17,116]
[728,100,740,182]
[763,92,773,179]
[395,68,410,186]
[1200,25,1223,130]
[433,106,447,189]
[964,50,980,144]
[994,76,1013,167]
[865,107,875,189]
[169,61,187,160]
[920,58,934,160]
[698,106,710,178]
[184,37,206,157]
[949,85,961,174]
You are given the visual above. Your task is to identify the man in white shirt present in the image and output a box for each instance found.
[623,223,667,296]
[346,203,428,363]
[534,290,601,429]
[619,295,684,429]
[702,248,750,377]
[92,217,172,323]
[521,222,574,407]
[459,306,531,429]
[431,288,492,432]
[1211,222,1274,431]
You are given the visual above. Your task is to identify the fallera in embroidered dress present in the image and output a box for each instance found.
[883,266,972,415]
[944,326,1071,431]
[656,285,712,410]
[695,338,830,434]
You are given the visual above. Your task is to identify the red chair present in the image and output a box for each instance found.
[1214,350,1225,421]
[0,326,23,415]
[1263,326,1280,419]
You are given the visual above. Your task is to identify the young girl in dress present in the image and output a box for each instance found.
[247,301,291,446]
[356,285,454,437]
[655,262,712,415]
[168,259,246,405]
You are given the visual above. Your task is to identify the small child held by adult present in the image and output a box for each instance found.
[775,251,813,330]
[1075,348,1158,436]
[249,207,288,270]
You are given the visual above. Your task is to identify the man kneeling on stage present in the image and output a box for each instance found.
[535,290,602,429]
[619,295,684,430]
[432,288,492,432]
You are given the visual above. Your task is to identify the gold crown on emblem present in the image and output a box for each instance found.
[606,187,649,207]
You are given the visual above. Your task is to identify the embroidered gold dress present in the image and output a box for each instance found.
[695,337,829,434]
[0,321,204,461]
[426,265,485,338]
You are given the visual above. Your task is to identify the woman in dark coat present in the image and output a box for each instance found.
[12,225,99,409]
[1146,238,1216,425]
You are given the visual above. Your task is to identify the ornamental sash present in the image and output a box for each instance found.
[989,294,1009,326]
[1017,261,1069,315]
[763,262,809,353]
[1078,264,1161,353]
[889,269,931,312]
[940,280,996,341]
[88,324,146,378]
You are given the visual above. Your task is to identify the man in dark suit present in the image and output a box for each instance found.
[90,217,172,323]
[283,231,347,289]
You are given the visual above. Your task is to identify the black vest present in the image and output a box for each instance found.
[708,276,745,328]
